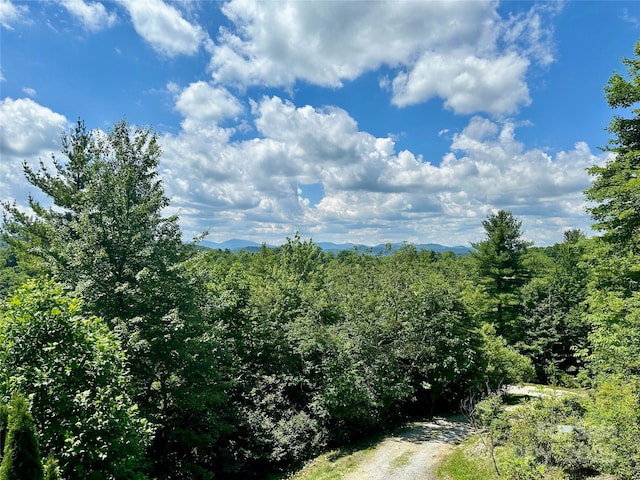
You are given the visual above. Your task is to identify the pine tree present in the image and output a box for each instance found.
[0,395,43,480]
[42,457,60,480]
[471,210,531,342]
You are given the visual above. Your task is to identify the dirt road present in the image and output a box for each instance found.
[341,385,568,479]
[327,385,573,480]
[343,415,473,480]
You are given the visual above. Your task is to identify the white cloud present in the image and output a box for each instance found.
[211,0,495,88]
[209,0,558,115]
[59,0,117,32]
[0,92,601,247]
[158,96,602,246]
[0,98,69,208]
[502,2,560,67]
[118,0,208,57]
[174,81,244,127]
[390,50,531,114]
[0,0,27,29]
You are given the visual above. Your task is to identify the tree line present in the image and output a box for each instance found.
[0,40,638,480]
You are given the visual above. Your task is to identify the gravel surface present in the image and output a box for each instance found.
[339,385,575,480]
[505,384,582,398]
[343,415,473,480]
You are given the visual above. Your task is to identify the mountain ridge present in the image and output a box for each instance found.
[199,239,471,255]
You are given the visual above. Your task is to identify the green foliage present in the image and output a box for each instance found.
[518,233,590,383]
[587,288,640,378]
[0,403,8,464]
[324,247,484,418]
[484,42,640,480]
[499,453,559,480]
[42,457,61,480]
[471,210,531,342]
[0,395,43,480]
[2,119,230,477]
[507,394,592,474]
[493,382,640,478]
[0,279,149,479]
[0,246,41,301]
[190,238,491,475]
[586,40,640,252]
[479,323,534,391]
[583,376,640,478]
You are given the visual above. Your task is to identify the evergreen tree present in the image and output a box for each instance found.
[583,41,640,380]
[0,403,8,464]
[0,395,43,480]
[471,210,531,342]
[519,232,590,382]
[577,52,640,480]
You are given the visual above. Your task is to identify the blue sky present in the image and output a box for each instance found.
[1,0,638,246]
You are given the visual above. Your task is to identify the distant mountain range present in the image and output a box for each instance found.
[198,239,471,255]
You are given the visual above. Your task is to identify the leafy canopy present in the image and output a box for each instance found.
[0,279,149,479]
[586,40,640,252]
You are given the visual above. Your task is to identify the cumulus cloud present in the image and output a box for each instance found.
[209,0,559,115]
[211,1,494,87]
[391,51,530,114]
[0,0,28,29]
[0,92,603,246]
[59,0,117,32]
[0,98,69,208]
[118,0,208,57]
[175,81,244,127]
[157,95,603,246]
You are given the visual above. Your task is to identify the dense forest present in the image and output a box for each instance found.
[0,41,638,480]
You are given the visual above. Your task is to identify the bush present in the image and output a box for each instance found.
[0,280,149,479]
[507,394,592,473]
[584,376,640,479]
[479,323,534,392]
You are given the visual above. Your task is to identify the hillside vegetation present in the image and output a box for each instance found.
[0,41,639,480]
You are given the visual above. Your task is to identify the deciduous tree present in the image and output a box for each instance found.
[1,120,228,478]
[586,40,640,252]
[0,280,149,479]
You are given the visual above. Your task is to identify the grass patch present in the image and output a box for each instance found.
[436,439,498,480]
[390,450,414,469]
[286,441,380,480]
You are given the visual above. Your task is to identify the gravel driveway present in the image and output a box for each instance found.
[335,385,578,480]
[343,415,473,480]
